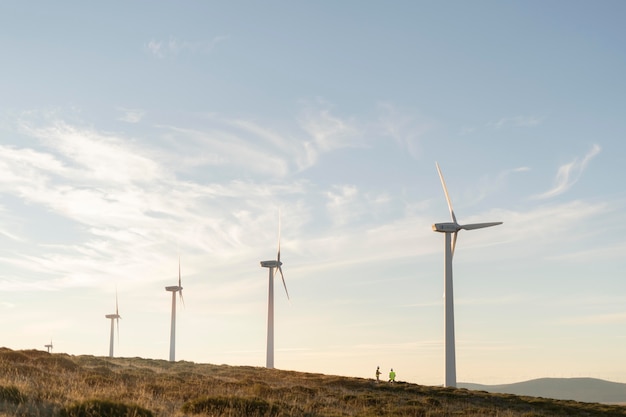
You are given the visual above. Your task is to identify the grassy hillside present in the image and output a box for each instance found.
[1,347,625,417]
[460,378,626,404]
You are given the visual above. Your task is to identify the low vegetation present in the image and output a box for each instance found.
[0,347,624,416]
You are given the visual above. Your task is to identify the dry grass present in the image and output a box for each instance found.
[0,347,625,417]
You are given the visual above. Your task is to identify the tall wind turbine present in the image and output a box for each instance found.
[432,162,502,388]
[44,339,53,353]
[260,213,290,369]
[165,258,184,362]
[104,290,121,358]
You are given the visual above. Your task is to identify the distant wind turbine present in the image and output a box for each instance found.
[260,213,290,369]
[104,290,121,358]
[44,339,53,353]
[432,162,502,388]
[165,258,184,362]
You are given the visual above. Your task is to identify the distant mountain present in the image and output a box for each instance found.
[460,378,626,404]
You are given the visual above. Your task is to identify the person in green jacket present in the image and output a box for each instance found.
[388,368,396,383]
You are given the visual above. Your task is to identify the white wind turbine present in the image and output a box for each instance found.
[104,290,121,358]
[165,258,184,362]
[260,213,290,369]
[432,162,502,388]
[44,339,53,353]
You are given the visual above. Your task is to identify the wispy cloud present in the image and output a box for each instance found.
[377,102,431,159]
[460,115,542,135]
[1,112,370,292]
[117,107,146,123]
[532,144,601,200]
[559,312,626,325]
[487,115,543,129]
[462,166,530,207]
[146,35,229,59]
[297,101,361,168]
[18,120,163,184]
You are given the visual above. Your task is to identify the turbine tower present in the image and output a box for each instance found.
[165,258,184,362]
[44,339,53,353]
[260,213,290,369]
[432,162,502,388]
[104,290,121,358]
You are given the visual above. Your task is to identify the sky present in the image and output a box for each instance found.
[1,1,625,386]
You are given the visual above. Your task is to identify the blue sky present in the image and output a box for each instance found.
[1,1,625,385]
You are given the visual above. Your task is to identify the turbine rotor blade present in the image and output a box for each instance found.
[461,222,503,230]
[451,231,458,258]
[178,257,182,288]
[436,162,458,224]
[277,266,290,300]
[179,289,185,308]
[277,209,281,263]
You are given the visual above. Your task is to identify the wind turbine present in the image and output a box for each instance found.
[260,213,290,369]
[165,258,184,362]
[104,290,121,358]
[44,339,53,353]
[432,162,502,388]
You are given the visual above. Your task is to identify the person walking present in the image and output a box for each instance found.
[375,366,381,382]
[388,368,396,383]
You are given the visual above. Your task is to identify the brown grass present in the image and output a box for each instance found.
[0,347,624,417]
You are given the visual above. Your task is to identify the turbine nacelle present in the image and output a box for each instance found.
[432,222,462,233]
[260,260,282,268]
[432,222,502,233]
[165,285,183,292]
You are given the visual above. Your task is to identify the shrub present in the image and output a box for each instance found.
[0,385,26,404]
[59,399,154,417]
[182,396,279,416]
[0,350,30,363]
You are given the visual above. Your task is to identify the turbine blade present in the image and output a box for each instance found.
[451,231,458,258]
[115,289,119,316]
[277,266,290,300]
[178,256,185,307]
[116,317,120,345]
[436,162,458,224]
[461,222,503,230]
[277,209,281,263]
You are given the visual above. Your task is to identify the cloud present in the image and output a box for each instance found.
[559,312,626,325]
[377,102,431,159]
[162,124,291,178]
[1,116,327,292]
[532,144,601,199]
[17,120,163,185]
[146,35,229,58]
[117,107,146,123]
[326,185,360,226]
[297,101,362,166]
[487,115,543,129]
[461,166,530,207]
[461,115,542,135]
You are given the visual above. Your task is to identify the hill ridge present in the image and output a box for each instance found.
[460,377,626,404]
[1,348,625,416]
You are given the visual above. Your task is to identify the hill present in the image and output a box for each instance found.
[0,347,625,417]
[460,378,626,404]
